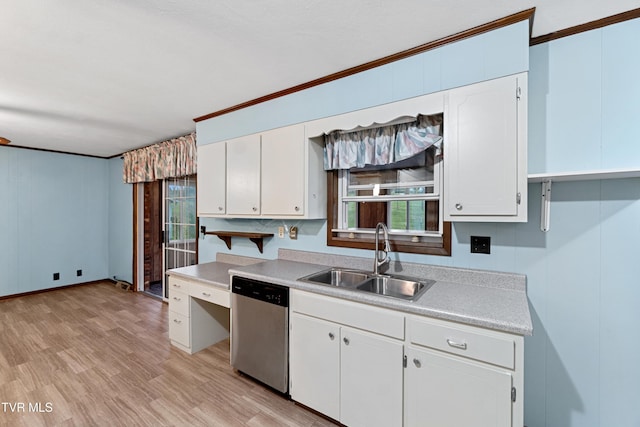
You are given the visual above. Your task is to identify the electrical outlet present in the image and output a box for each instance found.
[53,273,60,281]
[289,226,298,240]
[471,236,491,254]
[77,269,82,277]
[278,226,285,238]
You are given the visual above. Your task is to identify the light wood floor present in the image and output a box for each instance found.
[0,282,337,427]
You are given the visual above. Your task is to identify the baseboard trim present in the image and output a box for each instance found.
[0,279,112,301]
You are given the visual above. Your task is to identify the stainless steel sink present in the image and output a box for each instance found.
[356,275,433,301]
[299,268,433,301]
[299,268,370,287]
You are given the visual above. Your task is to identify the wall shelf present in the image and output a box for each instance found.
[528,168,640,232]
[528,168,640,183]
[203,230,274,253]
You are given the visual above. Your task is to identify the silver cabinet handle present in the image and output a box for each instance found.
[172,297,181,301]
[218,206,223,211]
[173,283,181,288]
[328,332,335,340]
[447,339,467,350]
[455,203,463,211]
[343,337,350,345]
[294,206,300,212]
[202,292,211,297]
[173,319,182,324]
[252,207,257,212]
[413,358,421,368]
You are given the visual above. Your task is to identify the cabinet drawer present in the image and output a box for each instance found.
[169,289,189,316]
[408,316,515,369]
[291,290,404,340]
[168,277,191,294]
[169,312,190,348]
[190,282,230,308]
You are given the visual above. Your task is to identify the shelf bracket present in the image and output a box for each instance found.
[217,235,233,250]
[203,230,274,253]
[540,180,552,232]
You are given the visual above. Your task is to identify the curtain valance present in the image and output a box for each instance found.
[123,133,197,183]
[323,114,442,170]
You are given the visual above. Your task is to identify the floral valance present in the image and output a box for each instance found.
[123,133,197,183]
[323,114,443,170]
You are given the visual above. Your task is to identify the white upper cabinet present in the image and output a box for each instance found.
[197,142,226,216]
[444,73,528,222]
[226,134,261,215]
[261,125,305,216]
[261,124,326,218]
[198,73,528,222]
[197,124,326,219]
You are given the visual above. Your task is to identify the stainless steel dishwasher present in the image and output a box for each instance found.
[231,276,289,394]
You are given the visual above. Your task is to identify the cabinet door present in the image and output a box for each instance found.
[445,74,524,219]
[289,313,340,420]
[261,125,305,216]
[340,327,404,427]
[226,134,261,215]
[404,346,512,427]
[197,142,226,215]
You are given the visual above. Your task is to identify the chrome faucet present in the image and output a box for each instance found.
[373,222,391,275]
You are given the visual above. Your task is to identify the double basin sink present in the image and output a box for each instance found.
[299,268,434,301]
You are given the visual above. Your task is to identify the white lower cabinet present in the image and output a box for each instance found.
[405,315,524,427]
[167,275,231,355]
[289,313,340,420]
[289,290,525,427]
[168,278,192,349]
[404,345,512,427]
[340,326,403,427]
[289,290,404,427]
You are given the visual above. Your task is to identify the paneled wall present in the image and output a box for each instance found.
[521,18,640,427]
[108,157,133,284]
[197,17,640,427]
[0,148,110,296]
[196,21,529,145]
[529,17,640,173]
[0,152,133,295]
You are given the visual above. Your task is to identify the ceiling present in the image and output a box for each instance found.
[1,1,638,158]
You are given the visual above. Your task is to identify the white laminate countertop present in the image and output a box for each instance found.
[167,257,532,336]
[167,262,238,290]
[228,259,533,336]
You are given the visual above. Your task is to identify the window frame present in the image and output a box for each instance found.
[326,170,452,256]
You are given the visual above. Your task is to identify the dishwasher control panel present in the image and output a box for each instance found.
[231,276,289,307]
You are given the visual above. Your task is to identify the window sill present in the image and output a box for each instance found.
[327,223,451,256]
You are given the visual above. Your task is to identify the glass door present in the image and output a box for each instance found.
[162,175,198,300]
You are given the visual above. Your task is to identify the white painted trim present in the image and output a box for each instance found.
[528,168,640,183]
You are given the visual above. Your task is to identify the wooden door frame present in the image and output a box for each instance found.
[132,177,199,295]
[133,183,142,291]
